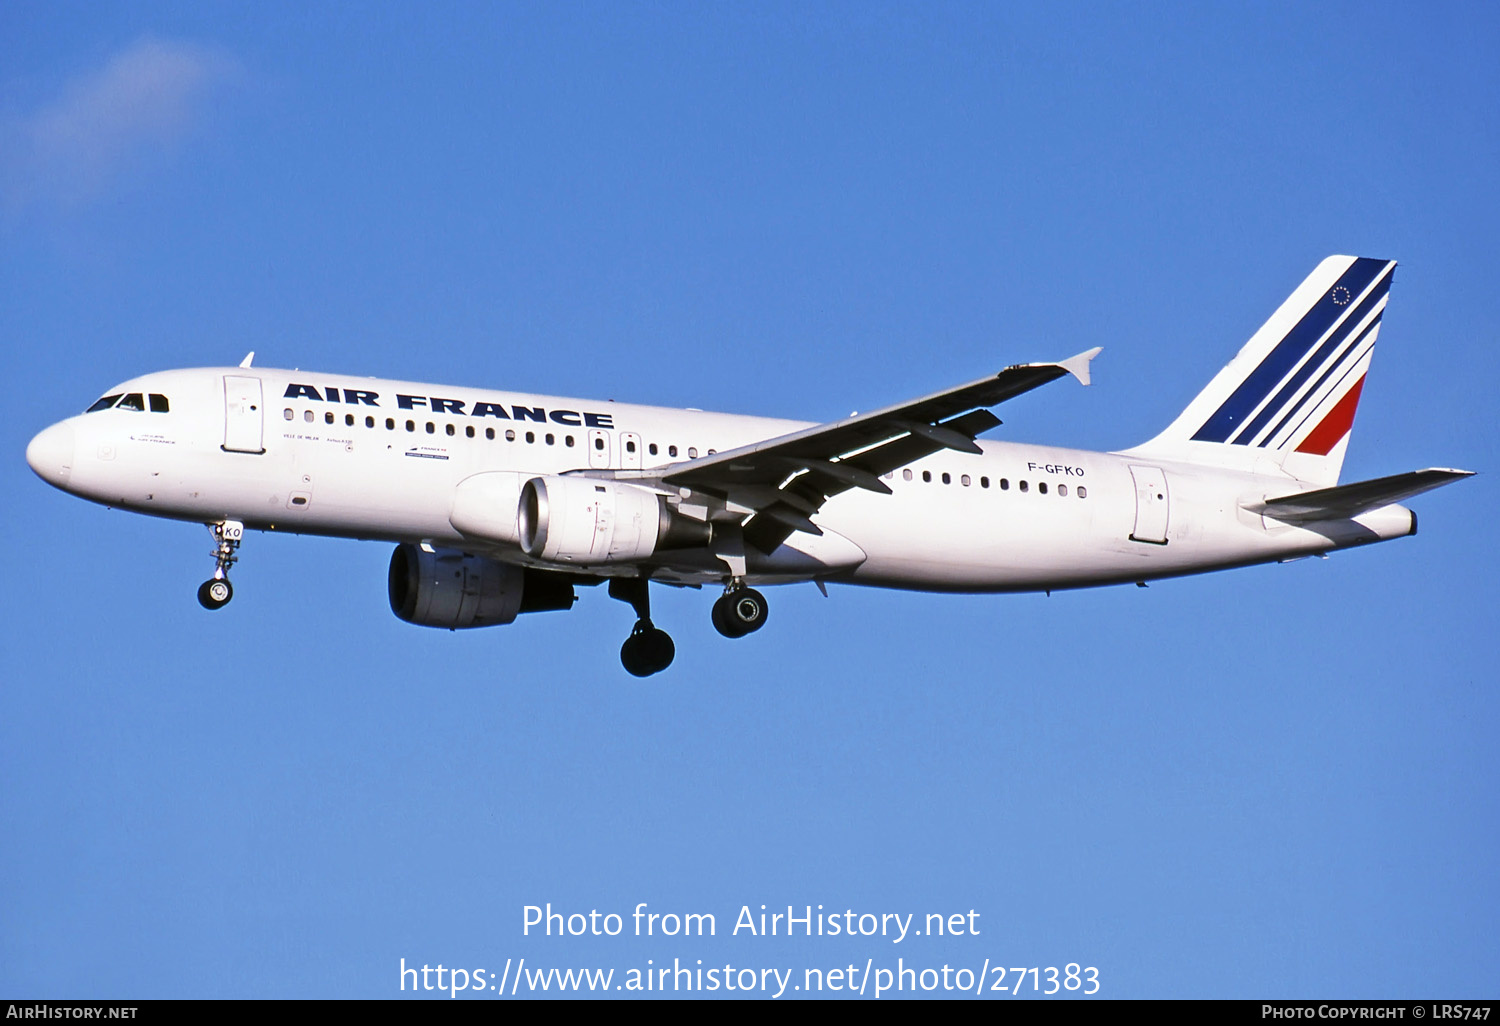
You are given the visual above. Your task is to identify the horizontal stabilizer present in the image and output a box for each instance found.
[1246,468,1473,522]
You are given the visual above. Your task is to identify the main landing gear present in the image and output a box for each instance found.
[608,577,772,677]
[711,584,769,639]
[197,520,243,610]
[610,578,675,677]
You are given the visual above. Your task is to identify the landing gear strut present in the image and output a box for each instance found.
[610,578,675,677]
[197,520,243,610]
[712,583,768,638]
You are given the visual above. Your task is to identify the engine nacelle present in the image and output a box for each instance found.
[448,471,525,545]
[387,544,576,628]
[518,475,711,565]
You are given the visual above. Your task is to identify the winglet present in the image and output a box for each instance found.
[239,351,256,368]
[1057,347,1102,387]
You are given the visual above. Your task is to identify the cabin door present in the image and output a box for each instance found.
[1128,464,1170,544]
[223,376,265,454]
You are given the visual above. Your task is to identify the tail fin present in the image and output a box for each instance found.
[1125,255,1396,486]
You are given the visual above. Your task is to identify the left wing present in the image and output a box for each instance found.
[600,348,1101,553]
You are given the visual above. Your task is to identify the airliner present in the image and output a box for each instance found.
[26,256,1471,675]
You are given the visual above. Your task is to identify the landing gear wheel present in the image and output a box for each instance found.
[621,620,675,677]
[712,587,768,638]
[711,598,742,638]
[197,578,233,610]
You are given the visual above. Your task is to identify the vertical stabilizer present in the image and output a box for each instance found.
[1123,256,1396,486]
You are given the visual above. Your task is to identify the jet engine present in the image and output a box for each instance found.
[517,476,711,565]
[387,544,577,628]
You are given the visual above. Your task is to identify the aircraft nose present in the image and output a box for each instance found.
[26,421,75,488]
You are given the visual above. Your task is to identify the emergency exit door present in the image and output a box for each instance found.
[587,428,611,469]
[620,432,643,470]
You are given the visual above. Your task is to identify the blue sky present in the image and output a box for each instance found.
[2,2,1496,999]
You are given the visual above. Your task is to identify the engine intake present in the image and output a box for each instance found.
[387,544,577,628]
[518,476,711,565]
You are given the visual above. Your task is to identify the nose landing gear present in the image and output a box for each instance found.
[711,584,768,638]
[197,520,243,610]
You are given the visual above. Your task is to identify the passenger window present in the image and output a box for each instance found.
[117,393,145,412]
[668,445,678,457]
[87,394,123,413]
[545,433,555,445]
[688,447,698,458]
[961,474,971,486]
[1077,486,1087,499]
[406,420,415,432]
[345,414,354,426]
[903,469,913,481]
[626,440,636,453]
[386,418,395,430]
[446,423,455,436]
[981,477,990,488]
[1000,478,1010,490]
[505,429,516,442]
[649,443,659,455]
[304,410,314,423]
[283,408,294,420]
[486,428,495,440]
[922,471,931,483]
[465,425,474,438]
[1038,482,1048,494]
[425,422,435,434]
[594,437,604,450]
[366,416,375,428]
[1058,484,1067,497]
[325,411,334,424]
[566,435,575,447]
[941,472,951,484]
[149,394,169,413]
[1019,480,1029,492]
[525,431,535,444]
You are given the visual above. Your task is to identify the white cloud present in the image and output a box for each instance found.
[1,37,240,209]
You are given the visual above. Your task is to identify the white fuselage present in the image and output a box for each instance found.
[28,365,1415,593]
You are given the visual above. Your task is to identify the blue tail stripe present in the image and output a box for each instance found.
[1190,257,1389,443]
[1261,311,1382,448]
[1235,267,1392,445]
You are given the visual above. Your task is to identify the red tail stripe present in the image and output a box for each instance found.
[1295,375,1366,456]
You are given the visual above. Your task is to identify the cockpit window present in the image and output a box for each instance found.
[86,394,123,413]
[149,393,169,413]
[115,393,145,411]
